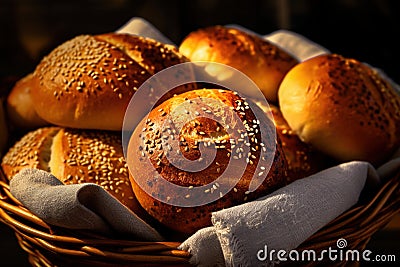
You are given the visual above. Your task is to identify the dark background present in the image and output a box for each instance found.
[0,0,399,266]
[1,0,400,83]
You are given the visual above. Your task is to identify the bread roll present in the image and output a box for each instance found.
[7,73,49,129]
[268,104,331,182]
[179,26,298,102]
[127,89,288,234]
[1,127,141,214]
[278,54,400,166]
[31,33,195,131]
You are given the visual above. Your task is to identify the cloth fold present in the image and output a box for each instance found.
[116,17,175,46]
[213,162,378,266]
[263,29,330,61]
[180,161,383,266]
[10,168,163,241]
[226,24,330,62]
[179,227,225,267]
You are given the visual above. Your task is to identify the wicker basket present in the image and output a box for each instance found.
[0,166,399,267]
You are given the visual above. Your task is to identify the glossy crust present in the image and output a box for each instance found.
[7,73,49,129]
[1,127,143,214]
[278,54,400,166]
[179,26,298,102]
[31,33,194,131]
[128,89,288,235]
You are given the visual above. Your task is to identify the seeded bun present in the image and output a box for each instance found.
[1,127,143,214]
[278,54,400,166]
[127,89,288,235]
[179,26,298,102]
[31,33,195,131]
[7,73,49,129]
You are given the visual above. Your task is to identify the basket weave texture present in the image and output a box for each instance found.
[0,167,399,267]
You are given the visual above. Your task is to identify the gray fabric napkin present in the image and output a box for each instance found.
[179,161,387,267]
[10,168,163,241]
[226,25,330,62]
[263,29,330,61]
[116,17,175,46]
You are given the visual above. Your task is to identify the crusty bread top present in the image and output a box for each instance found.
[179,26,298,102]
[127,88,288,234]
[31,33,193,130]
[278,54,400,165]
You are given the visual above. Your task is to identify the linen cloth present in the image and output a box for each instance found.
[179,161,387,266]
[10,168,163,241]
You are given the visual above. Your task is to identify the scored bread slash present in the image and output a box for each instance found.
[127,88,288,235]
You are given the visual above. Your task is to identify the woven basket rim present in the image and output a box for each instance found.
[0,167,399,266]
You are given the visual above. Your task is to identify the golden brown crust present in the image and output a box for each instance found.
[31,34,194,131]
[179,26,298,102]
[278,54,400,166]
[268,104,331,182]
[96,34,188,75]
[1,127,144,215]
[128,89,288,235]
[1,127,59,177]
[7,73,49,129]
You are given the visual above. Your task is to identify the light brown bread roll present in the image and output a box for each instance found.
[127,89,288,235]
[1,127,142,214]
[278,54,400,166]
[7,73,49,129]
[31,33,195,131]
[179,26,298,102]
